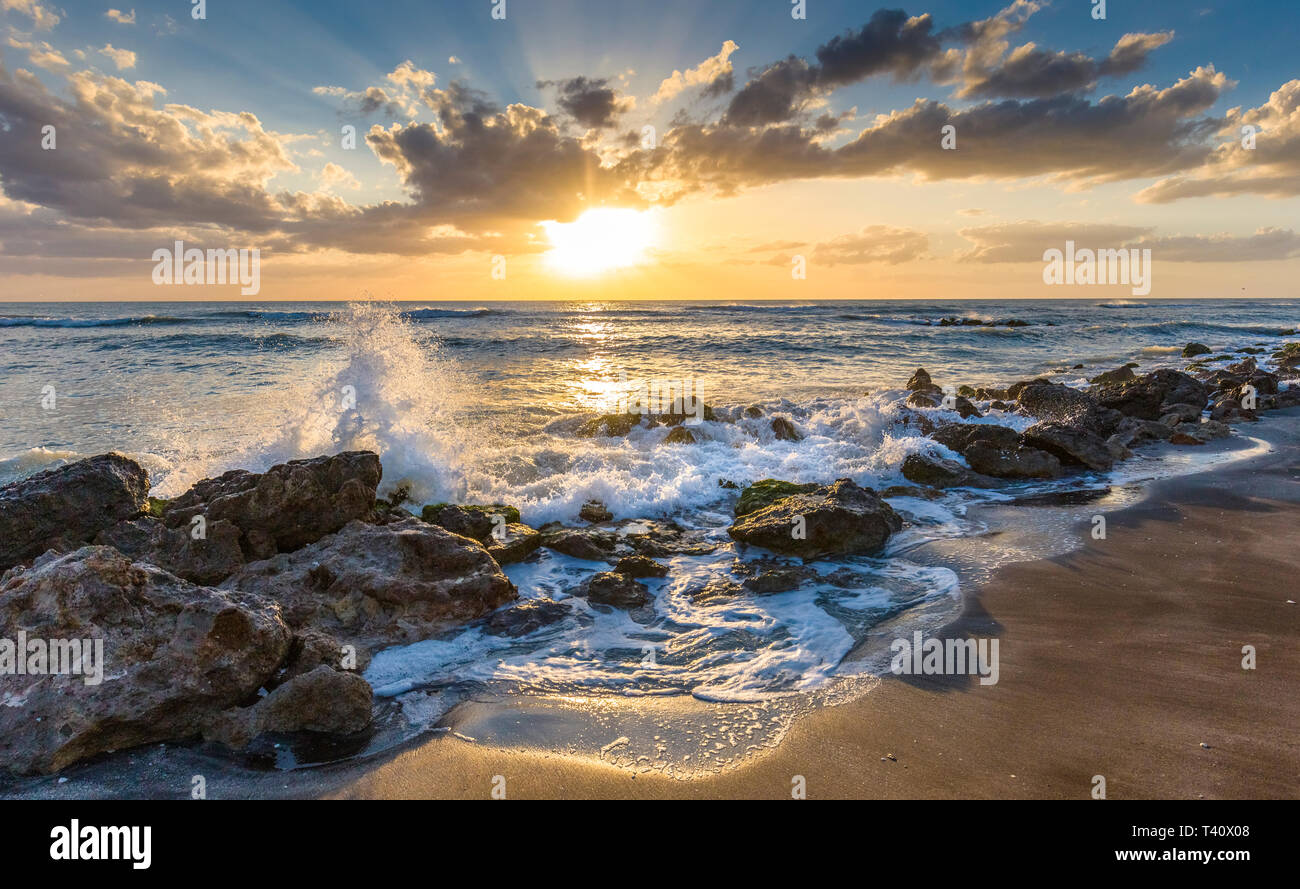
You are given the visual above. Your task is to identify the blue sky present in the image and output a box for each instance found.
[2,0,1298,300]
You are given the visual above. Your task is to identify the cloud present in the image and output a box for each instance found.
[105,8,136,25]
[98,44,137,70]
[955,32,1173,99]
[1136,78,1300,202]
[6,36,70,70]
[813,225,929,264]
[639,66,1231,202]
[961,220,1300,263]
[1,0,60,30]
[725,9,946,126]
[957,221,1154,262]
[318,161,360,191]
[537,75,634,129]
[1133,227,1300,261]
[0,63,301,231]
[652,40,739,103]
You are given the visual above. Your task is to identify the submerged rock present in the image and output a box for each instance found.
[663,426,697,444]
[727,478,902,559]
[770,417,802,441]
[582,572,650,609]
[616,554,669,577]
[0,546,292,775]
[540,525,618,560]
[578,500,613,523]
[485,598,570,637]
[0,453,149,570]
[901,454,990,488]
[1183,342,1212,357]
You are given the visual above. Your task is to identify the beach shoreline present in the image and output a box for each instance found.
[317,408,1300,799]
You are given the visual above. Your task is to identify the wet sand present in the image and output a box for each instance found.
[328,411,1300,799]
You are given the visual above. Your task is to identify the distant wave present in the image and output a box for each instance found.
[0,315,191,328]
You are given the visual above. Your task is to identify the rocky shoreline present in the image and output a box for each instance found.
[2,339,1297,777]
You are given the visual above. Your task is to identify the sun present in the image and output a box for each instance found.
[541,208,657,277]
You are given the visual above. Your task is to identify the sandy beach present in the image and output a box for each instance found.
[321,410,1300,800]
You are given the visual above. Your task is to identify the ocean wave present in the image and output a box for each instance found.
[0,314,191,328]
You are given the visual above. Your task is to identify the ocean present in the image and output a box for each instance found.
[1,298,1294,772]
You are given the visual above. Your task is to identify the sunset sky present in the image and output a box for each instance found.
[1,0,1298,300]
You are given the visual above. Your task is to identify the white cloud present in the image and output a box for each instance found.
[98,43,137,70]
[104,8,136,25]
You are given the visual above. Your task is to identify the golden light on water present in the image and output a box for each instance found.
[541,208,657,277]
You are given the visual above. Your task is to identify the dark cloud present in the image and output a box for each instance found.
[536,76,632,129]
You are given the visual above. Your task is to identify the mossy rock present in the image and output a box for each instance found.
[734,479,818,517]
[145,496,169,518]
[957,385,977,397]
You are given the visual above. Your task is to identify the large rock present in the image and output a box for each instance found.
[734,479,819,517]
[931,424,1060,480]
[1022,422,1114,471]
[161,452,381,561]
[486,523,543,565]
[0,546,292,775]
[94,515,246,586]
[1015,382,1095,422]
[901,454,990,488]
[1093,370,1209,421]
[0,454,149,570]
[964,442,1062,479]
[421,503,521,540]
[205,665,372,749]
[727,478,902,559]
[222,518,516,653]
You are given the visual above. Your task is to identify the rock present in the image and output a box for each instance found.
[614,520,718,557]
[727,478,902,559]
[1021,422,1115,471]
[1225,357,1257,376]
[950,396,982,419]
[1209,401,1256,424]
[576,413,642,437]
[485,598,570,637]
[743,404,764,419]
[273,627,359,684]
[162,452,381,561]
[1088,364,1137,386]
[1015,381,1096,422]
[94,515,246,586]
[582,572,649,609]
[540,526,618,560]
[734,479,819,517]
[1171,420,1231,443]
[205,665,372,749]
[1006,378,1052,401]
[906,368,939,393]
[0,546,291,775]
[1093,370,1209,420]
[578,500,613,523]
[963,442,1062,479]
[421,503,521,541]
[901,454,988,488]
[770,417,802,441]
[222,518,516,653]
[0,453,149,570]
[906,391,938,408]
[1114,416,1174,446]
[1158,403,1202,426]
[738,562,811,594]
[932,423,1021,453]
[485,523,542,565]
[615,554,669,578]
[1182,342,1212,357]
[663,426,697,444]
